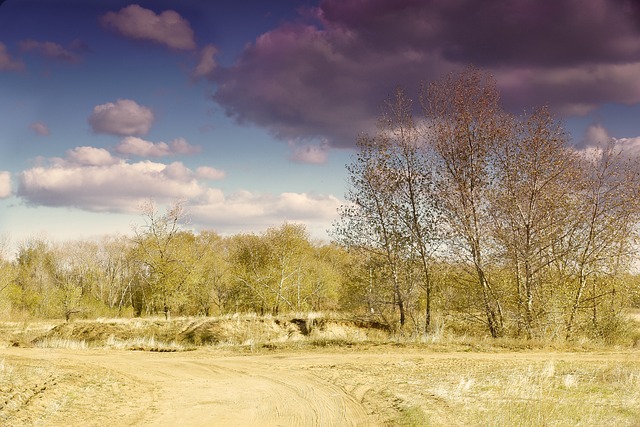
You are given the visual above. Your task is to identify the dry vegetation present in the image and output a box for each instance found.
[0,312,639,426]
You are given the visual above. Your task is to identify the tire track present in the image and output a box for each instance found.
[1,349,374,426]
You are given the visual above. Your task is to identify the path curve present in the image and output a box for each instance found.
[0,348,374,426]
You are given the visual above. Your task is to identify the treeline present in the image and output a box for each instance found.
[333,66,640,340]
[0,212,346,322]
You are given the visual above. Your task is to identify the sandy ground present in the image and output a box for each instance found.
[0,347,374,427]
[1,346,639,426]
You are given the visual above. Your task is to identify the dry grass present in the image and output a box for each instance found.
[0,358,59,425]
[436,360,640,426]
[309,354,640,426]
[2,310,639,352]
[1,313,392,351]
[104,335,189,352]
[0,321,58,348]
[33,337,88,350]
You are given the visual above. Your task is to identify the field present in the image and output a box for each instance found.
[0,316,639,426]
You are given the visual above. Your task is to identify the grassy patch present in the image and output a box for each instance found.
[310,355,640,427]
[392,405,430,426]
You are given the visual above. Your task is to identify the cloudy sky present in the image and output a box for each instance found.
[2,0,640,246]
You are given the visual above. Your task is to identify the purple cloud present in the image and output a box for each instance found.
[101,4,196,51]
[0,42,24,72]
[211,0,640,147]
[193,44,218,81]
[88,99,154,136]
[19,39,81,62]
[30,122,50,136]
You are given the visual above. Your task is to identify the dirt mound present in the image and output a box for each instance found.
[33,316,391,348]
[37,318,192,344]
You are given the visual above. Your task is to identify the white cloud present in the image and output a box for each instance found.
[115,136,201,157]
[18,159,205,213]
[195,166,225,180]
[193,44,218,80]
[583,124,611,147]
[66,146,119,166]
[188,191,342,238]
[30,122,50,136]
[578,124,640,158]
[88,99,154,136]
[101,4,196,51]
[0,42,24,72]
[0,172,11,198]
[116,137,170,157]
[15,146,341,240]
[169,137,201,155]
[289,142,330,164]
[614,136,640,156]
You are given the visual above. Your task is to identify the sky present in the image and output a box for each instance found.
[2,0,640,249]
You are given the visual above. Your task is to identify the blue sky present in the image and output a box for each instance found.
[2,0,640,248]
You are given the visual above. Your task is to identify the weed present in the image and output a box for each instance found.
[393,405,430,426]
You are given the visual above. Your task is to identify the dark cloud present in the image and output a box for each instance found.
[211,0,640,147]
[213,21,447,147]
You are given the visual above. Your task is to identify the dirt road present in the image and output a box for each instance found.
[2,347,639,426]
[0,347,374,426]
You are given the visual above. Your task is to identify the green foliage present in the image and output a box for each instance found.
[229,223,340,315]
[132,201,201,319]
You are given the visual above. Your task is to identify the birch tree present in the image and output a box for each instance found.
[334,88,442,330]
[491,106,580,337]
[421,67,509,337]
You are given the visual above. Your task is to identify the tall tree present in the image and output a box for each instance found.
[13,238,58,317]
[421,66,509,337]
[565,141,640,338]
[491,106,580,337]
[333,130,410,326]
[94,235,137,315]
[377,88,443,331]
[334,88,442,330]
[189,231,232,316]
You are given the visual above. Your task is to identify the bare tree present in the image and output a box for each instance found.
[565,141,640,338]
[378,88,443,332]
[491,106,580,338]
[333,130,411,327]
[334,88,443,331]
[421,66,508,337]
